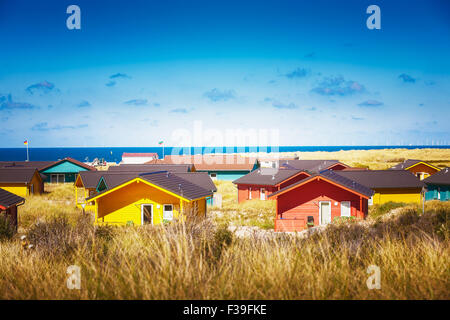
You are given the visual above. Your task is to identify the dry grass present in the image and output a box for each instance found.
[210,181,275,229]
[243,148,450,169]
[0,182,448,300]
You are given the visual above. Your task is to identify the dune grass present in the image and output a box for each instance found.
[0,201,448,299]
[0,173,449,299]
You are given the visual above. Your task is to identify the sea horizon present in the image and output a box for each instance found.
[1,145,449,163]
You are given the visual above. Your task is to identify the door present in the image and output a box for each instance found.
[341,201,351,217]
[141,204,153,225]
[320,201,331,225]
[260,188,266,200]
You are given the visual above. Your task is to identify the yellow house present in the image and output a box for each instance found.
[0,168,44,197]
[335,170,425,205]
[86,171,214,226]
[390,159,441,180]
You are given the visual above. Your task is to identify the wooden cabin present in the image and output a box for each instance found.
[269,170,373,231]
[233,168,310,202]
[390,159,440,180]
[0,188,25,231]
[86,171,214,226]
[424,167,450,201]
[40,157,96,183]
[0,168,45,197]
[335,170,426,205]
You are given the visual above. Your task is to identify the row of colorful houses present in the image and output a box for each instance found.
[0,155,448,232]
[232,158,448,231]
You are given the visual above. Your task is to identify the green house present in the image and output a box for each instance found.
[40,157,96,183]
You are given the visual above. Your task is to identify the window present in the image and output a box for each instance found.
[210,173,217,180]
[249,187,252,200]
[260,188,266,200]
[341,201,351,217]
[30,184,34,194]
[163,204,173,221]
[368,196,373,206]
[50,174,65,184]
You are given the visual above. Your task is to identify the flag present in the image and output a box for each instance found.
[158,140,164,145]
[24,140,28,145]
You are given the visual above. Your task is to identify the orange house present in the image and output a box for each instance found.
[390,159,440,180]
[0,188,25,231]
[269,170,373,232]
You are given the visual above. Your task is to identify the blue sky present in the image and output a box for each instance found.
[0,0,449,147]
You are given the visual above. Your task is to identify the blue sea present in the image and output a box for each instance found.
[0,146,448,163]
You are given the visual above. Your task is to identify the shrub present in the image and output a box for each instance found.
[0,215,15,241]
[369,201,407,218]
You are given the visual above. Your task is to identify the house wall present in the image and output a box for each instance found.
[237,184,277,203]
[372,188,422,204]
[425,185,450,201]
[75,187,96,212]
[122,157,156,164]
[275,179,367,232]
[42,161,90,183]
[0,184,28,197]
[29,172,44,194]
[406,163,439,180]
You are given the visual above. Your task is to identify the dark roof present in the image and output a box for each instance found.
[279,159,346,172]
[108,164,193,173]
[269,170,374,198]
[423,167,450,185]
[333,170,425,189]
[40,157,96,172]
[146,154,256,171]
[0,161,55,170]
[0,188,25,209]
[0,168,40,183]
[77,171,111,189]
[174,172,217,192]
[87,171,213,201]
[233,168,308,186]
[389,159,438,170]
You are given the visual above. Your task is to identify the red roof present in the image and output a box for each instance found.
[122,153,159,158]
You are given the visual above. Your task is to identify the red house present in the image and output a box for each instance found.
[233,168,310,202]
[269,170,374,232]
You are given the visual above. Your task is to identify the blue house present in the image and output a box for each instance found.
[40,157,96,183]
[424,167,449,201]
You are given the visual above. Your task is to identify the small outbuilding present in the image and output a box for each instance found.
[121,152,159,164]
[0,188,25,231]
[424,167,450,201]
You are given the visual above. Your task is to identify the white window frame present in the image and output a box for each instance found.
[249,187,252,200]
[163,204,174,221]
[141,204,153,225]
[340,201,351,217]
[368,196,374,206]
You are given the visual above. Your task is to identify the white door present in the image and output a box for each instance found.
[341,201,351,217]
[320,201,332,225]
[260,188,266,200]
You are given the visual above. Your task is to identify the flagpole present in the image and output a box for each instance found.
[163,142,165,160]
[26,141,29,162]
